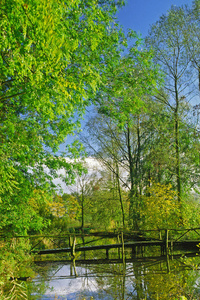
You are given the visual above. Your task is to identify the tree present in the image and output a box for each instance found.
[184,0,200,90]
[82,114,132,227]
[83,40,161,229]
[86,170,129,230]
[96,37,161,127]
[62,193,81,221]
[48,195,66,218]
[71,170,94,231]
[146,5,199,206]
[138,181,181,231]
[0,0,126,234]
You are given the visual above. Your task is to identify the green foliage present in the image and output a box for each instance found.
[0,188,53,236]
[83,175,129,230]
[145,4,200,203]
[97,37,162,128]
[1,280,28,300]
[181,195,200,229]
[0,0,126,234]
[0,238,35,299]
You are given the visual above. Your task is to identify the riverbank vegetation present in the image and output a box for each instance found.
[1,0,200,298]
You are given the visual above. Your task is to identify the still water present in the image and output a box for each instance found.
[30,253,200,299]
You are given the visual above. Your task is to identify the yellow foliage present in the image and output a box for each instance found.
[145,270,189,299]
[48,195,66,217]
[62,194,81,220]
[138,182,181,230]
[47,194,81,219]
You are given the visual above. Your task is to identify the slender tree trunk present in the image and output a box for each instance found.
[175,110,181,201]
[198,67,200,91]
[174,78,181,203]
[133,117,142,228]
[81,188,84,231]
[127,125,136,228]
[116,162,125,228]
[127,124,140,230]
[136,116,141,196]
[127,125,134,193]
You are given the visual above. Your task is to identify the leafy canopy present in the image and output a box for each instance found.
[0,0,125,234]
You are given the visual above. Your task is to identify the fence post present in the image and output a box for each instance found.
[117,234,120,259]
[165,229,169,255]
[71,236,76,258]
[121,232,125,265]
[69,236,72,248]
[106,248,109,259]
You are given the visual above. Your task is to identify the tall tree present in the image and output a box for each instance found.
[146,5,198,205]
[0,0,126,234]
[90,40,161,228]
[184,0,200,90]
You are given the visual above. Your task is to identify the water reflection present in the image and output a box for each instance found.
[30,253,200,299]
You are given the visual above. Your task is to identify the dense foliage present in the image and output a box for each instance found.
[1,1,200,299]
[1,0,200,235]
[0,0,126,235]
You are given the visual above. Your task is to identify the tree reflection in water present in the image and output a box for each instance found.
[29,253,200,299]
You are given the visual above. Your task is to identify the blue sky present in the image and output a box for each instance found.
[117,0,194,38]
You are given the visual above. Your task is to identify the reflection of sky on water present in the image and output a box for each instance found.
[30,254,200,299]
[32,263,135,300]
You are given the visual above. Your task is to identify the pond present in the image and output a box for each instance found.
[29,252,200,299]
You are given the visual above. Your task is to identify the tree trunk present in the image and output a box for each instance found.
[127,124,140,230]
[126,125,135,228]
[81,188,84,232]
[135,116,141,196]
[174,78,181,203]
[116,162,125,228]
